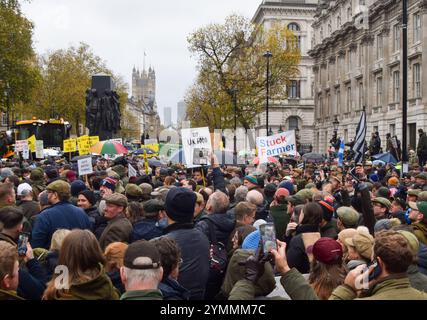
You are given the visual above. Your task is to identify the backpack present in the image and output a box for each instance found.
[204,218,228,299]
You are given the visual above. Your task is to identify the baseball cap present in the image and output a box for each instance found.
[124,240,161,270]
[312,238,343,265]
[17,183,33,197]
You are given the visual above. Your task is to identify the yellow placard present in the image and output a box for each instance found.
[77,135,91,156]
[141,144,160,153]
[27,135,36,153]
[63,139,77,153]
[89,136,100,147]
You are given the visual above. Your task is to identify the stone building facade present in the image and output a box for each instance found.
[252,0,318,151]
[310,0,427,154]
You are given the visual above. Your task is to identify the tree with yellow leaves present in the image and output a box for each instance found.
[186,14,300,131]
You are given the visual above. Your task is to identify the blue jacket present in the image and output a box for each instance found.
[131,218,163,242]
[18,259,48,300]
[159,277,190,300]
[31,201,91,249]
[164,223,210,300]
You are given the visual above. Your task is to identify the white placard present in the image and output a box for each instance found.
[35,140,44,159]
[181,127,212,168]
[15,140,28,152]
[256,131,297,164]
[110,138,123,145]
[128,163,138,178]
[78,156,94,176]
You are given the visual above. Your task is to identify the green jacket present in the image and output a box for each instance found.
[269,204,290,241]
[330,275,427,300]
[0,289,24,301]
[407,264,427,292]
[56,265,120,300]
[413,221,427,246]
[120,289,163,300]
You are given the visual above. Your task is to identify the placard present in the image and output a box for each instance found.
[77,156,94,176]
[35,140,44,159]
[181,127,212,168]
[256,131,297,164]
[63,139,77,153]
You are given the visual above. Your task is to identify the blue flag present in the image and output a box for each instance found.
[338,139,345,167]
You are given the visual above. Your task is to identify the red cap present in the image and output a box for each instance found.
[274,188,290,199]
[312,238,343,265]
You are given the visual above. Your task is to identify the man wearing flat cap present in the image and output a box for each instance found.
[31,180,91,249]
[99,193,133,250]
[372,197,392,220]
[131,199,166,242]
[120,240,163,300]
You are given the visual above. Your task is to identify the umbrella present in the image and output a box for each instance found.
[372,160,386,167]
[89,141,128,155]
[372,152,398,164]
[147,158,164,167]
[134,148,156,156]
[302,152,325,163]
[252,156,279,166]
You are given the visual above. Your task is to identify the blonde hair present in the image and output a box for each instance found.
[50,229,71,251]
[0,241,18,284]
[104,242,128,273]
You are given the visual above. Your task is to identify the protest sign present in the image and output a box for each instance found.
[78,156,94,176]
[15,140,29,152]
[128,163,138,178]
[256,131,297,164]
[89,136,100,147]
[77,135,91,156]
[35,140,44,159]
[110,138,123,145]
[63,139,77,153]
[181,127,212,168]
[27,135,36,153]
[22,144,29,160]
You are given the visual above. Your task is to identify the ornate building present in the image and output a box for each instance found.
[252,0,318,151]
[130,66,161,140]
[310,0,427,153]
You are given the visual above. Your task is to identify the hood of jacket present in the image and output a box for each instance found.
[63,265,119,300]
[202,213,235,234]
[221,249,276,298]
[159,277,190,300]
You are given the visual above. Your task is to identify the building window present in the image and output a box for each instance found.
[287,80,301,98]
[414,63,421,98]
[376,35,383,59]
[393,24,401,52]
[347,7,352,20]
[320,27,323,40]
[319,95,323,117]
[288,116,299,131]
[328,23,332,35]
[360,0,365,5]
[358,82,364,109]
[358,45,363,67]
[389,124,396,137]
[288,23,300,32]
[337,15,341,28]
[1,114,7,127]
[414,13,421,43]
[346,87,351,112]
[376,77,383,106]
[393,71,400,102]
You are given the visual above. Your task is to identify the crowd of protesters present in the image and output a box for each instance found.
[1,150,427,301]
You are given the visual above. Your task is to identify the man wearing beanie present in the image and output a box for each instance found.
[99,193,132,250]
[70,180,87,206]
[30,168,46,201]
[100,177,118,199]
[318,199,339,240]
[163,187,210,300]
[243,175,261,192]
[31,180,91,249]
[77,190,105,236]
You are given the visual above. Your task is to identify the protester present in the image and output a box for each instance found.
[0,241,23,300]
[31,180,91,249]
[43,230,119,300]
[99,193,132,250]
[104,242,128,294]
[16,183,40,221]
[131,199,166,242]
[120,240,163,300]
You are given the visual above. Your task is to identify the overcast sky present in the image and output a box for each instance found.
[21,0,262,124]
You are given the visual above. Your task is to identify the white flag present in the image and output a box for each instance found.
[128,164,138,178]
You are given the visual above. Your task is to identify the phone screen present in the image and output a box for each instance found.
[259,223,277,254]
[18,233,29,256]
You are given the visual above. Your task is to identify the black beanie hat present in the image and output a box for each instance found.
[78,190,97,206]
[165,187,196,223]
[318,200,334,222]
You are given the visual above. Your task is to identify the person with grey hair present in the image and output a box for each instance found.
[246,189,270,221]
[16,183,40,222]
[226,186,248,220]
[195,191,235,299]
[38,190,50,212]
[120,240,164,300]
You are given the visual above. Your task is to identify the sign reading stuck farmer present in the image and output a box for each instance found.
[256,131,297,164]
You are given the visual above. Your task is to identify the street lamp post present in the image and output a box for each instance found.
[264,51,273,136]
[229,86,238,163]
[4,83,10,130]
[402,0,409,174]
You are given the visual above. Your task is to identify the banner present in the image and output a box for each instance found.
[78,156,94,176]
[77,135,91,156]
[63,139,77,153]
[35,140,44,159]
[15,140,29,152]
[181,127,212,168]
[256,131,297,164]
[27,135,36,153]
[110,138,123,145]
